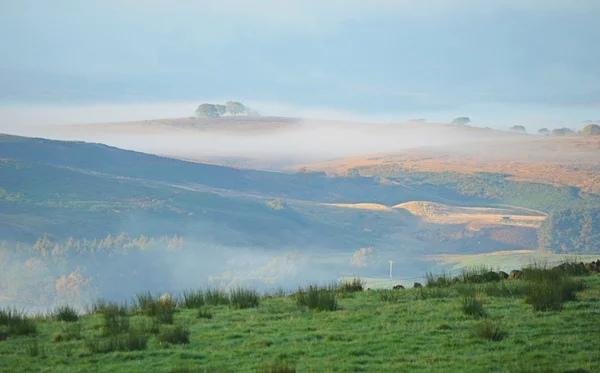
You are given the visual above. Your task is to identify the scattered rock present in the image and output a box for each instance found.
[498,271,509,280]
[482,271,501,282]
[393,284,405,290]
[413,282,423,288]
[508,270,522,280]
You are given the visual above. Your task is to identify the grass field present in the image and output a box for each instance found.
[2,271,599,373]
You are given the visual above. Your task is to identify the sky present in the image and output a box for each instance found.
[1,0,599,129]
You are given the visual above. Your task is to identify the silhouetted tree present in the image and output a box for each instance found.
[510,125,527,133]
[215,104,227,117]
[451,117,471,125]
[225,101,247,116]
[581,124,600,137]
[195,104,220,118]
[551,128,576,137]
[537,128,550,136]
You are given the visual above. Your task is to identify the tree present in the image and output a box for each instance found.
[551,128,576,137]
[537,128,550,136]
[195,104,220,118]
[510,125,527,133]
[581,124,600,137]
[225,101,247,116]
[451,117,471,125]
[215,104,227,117]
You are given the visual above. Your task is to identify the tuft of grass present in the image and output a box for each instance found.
[158,323,191,345]
[52,322,82,342]
[0,307,37,337]
[413,287,452,300]
[378,290,404,303]
[482,281,529,298]
[425,271,454,288]
[26,339,44,357]
[525,277,585,311]
[102,307,130,337]
[197,308,214,319]
[205,288,230,306]
[86,327,149,353]
[473,320,508,341]
[134,292,176,324]
[229,287,261,309]
[295,285,338,311]
[340,278,364,293]
[257,362,296,373]
[88,298,129,316]
[461,295,487,318]
[52,305,79,322]
[181,289,205,309]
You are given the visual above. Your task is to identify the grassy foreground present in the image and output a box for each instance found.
[1,274,599,373]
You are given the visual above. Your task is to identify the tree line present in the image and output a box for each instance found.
[195,101,259,118]
[539,208,600,253]
[451,116,600,137]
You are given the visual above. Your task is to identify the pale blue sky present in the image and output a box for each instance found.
[1,0,599,128]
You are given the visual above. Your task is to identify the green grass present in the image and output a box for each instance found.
[0,276,599,372]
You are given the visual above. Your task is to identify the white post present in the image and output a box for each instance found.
[389,261,393,279]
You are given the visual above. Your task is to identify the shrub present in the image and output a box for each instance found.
[197,308,214,319]
[473,320,508,341]
[205,288,230,306]
[229,287,260,309]
[525,277,585,311]
[340,278,364,293]
[461,296,487,318]
[0,307,37,337]
[295,285,338,311]
[53,305,79,322]
[461,264,496,284]
[258,362,296,373]
[181,289,205,309]
[158,324,191,345]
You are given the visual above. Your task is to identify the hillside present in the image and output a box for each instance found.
[2,267,600,373]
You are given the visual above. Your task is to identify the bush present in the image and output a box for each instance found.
[158,324,191,345]
[461,296,487,318]
[205,288,230,306]
[295,285,338,311]
[53,305,79,322]
[182,289,205,309]
[0,307,37,337]
[525,277,585,311]
[340,278,364,293]
[258,362,296,373]
[473,320,508,341]
[229,287,260,309]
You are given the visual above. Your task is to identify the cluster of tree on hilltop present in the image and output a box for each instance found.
[450,116,600,137]
[195,101,260,118]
